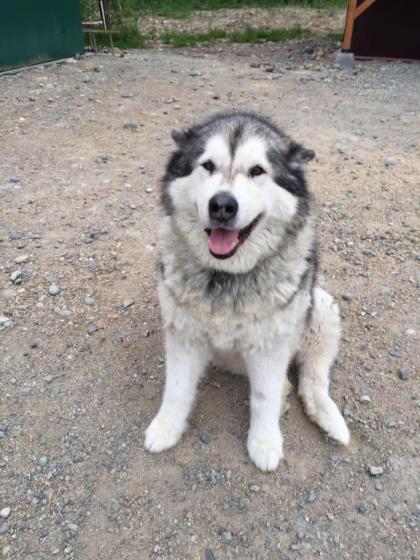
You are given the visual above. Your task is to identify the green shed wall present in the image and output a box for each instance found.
[0,0,84,71]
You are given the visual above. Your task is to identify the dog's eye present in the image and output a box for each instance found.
[201,160,215,173]
[249,165,265,178]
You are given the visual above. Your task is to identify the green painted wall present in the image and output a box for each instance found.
[0,0,84,71]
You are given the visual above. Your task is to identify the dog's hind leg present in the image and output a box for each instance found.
[297,287,350,445]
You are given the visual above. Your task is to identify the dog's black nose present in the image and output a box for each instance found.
[209,192,238,222]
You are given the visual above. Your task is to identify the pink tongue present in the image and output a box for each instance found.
[208,228,240,255]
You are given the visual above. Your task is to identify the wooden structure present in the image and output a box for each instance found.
[343,0,420,60]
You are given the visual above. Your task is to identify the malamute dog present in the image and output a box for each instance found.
[145,112,350,471]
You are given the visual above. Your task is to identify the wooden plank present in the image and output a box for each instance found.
[343,0,358,51]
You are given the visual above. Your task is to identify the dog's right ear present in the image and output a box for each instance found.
[171,127,197,147]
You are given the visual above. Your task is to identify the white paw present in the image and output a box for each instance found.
[144,414,184,453]
[326,410,350,446]
[247,431,283,472]
[305,395,350,446]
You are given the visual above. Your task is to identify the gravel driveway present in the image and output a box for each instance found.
[0,45,419,559]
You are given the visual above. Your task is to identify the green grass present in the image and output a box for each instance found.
[127,0,346,18]
[84,25,147,49]
[324,31,344,42]
[161,25,314,47]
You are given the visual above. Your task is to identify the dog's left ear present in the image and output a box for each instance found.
[171,127,197,147]
[286,141,315,165]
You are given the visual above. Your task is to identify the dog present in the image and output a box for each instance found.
[145,112,350,471]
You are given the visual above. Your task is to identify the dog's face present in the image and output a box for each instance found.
[162,113,314,273]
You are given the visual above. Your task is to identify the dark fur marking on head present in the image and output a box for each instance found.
[229,124,245,158]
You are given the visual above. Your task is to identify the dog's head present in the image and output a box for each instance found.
[162,112,314,273]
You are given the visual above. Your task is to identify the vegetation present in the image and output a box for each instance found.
[80,0,345,50]
[161,25,313,48]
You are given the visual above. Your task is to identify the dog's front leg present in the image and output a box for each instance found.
[245,346,291,472]
[145,328,208,453]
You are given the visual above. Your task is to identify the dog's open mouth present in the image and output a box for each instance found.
[205,214,262,259]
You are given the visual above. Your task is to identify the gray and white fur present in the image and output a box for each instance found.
[145,112,350,471]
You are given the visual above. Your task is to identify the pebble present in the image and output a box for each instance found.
[359,395,371,404]
[10,270,21,283]
[389,349,401,358]
[369,466,384,476]
[306,492,316,503]
[357,504,367,514]
[4,290,16,299]
[0,523,9,535]
[0,317,12,327]
[341,293,352,301]
[122,299,134,308]
[0,508,10,519]
[84,296,95,305]
[123,122,138,130]
[384,157,396,167]
[250,484,260,493]
[87,324,98,335]
[15,254,29,264]
[2,545,11,556]
[48,284,60,295]
[406,328,415,336]
[399,368,409,381]
[221,530,232,543]
[374,481,384,491]
[205,550,215,560]
[145,187,153,193]
[38,455,48,466]
[200,434,210,444]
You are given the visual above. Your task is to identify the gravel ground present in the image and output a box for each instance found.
[0,43,419,560]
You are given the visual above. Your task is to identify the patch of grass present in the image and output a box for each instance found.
[324,31,343,42]
[127,0,347,19]
[161,25,313,47]
[161,29,228,47]
[230,25,313,43]
[84,25,148,50]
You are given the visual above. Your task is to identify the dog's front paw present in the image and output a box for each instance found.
[247,430,283,472]
[145,414,184,453]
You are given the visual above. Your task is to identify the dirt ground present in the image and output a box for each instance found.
[0,38,419,560]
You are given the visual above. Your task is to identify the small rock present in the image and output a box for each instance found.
[30,342,38,349]
[123,122,138,130]
[357,504,367,514]
[374,481,384,491]
[4,289,16,299]
[341,293,352,301]
[68,523,78,532]
[205,550,216,560]
[10,270,21,283]
[15,255,29,264]
[0,508,10,519]
[250,484,260,493]
[389,349,401,358]
[383,417,397,428]
[122,299,134,308]
[306,492,316,503]
[0,523,9,535]
[38,455,48,466]
[145,187,153,193]
[384,157,396,168]
[87,324,98,335]
[221,530,232,543]
[406,329,415,336]
[84,296,95,305]
[48,284,60,296]
[399,368,409,381]
[359,395,371,404]
[200,434,210,444]
[369,466,384,476]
